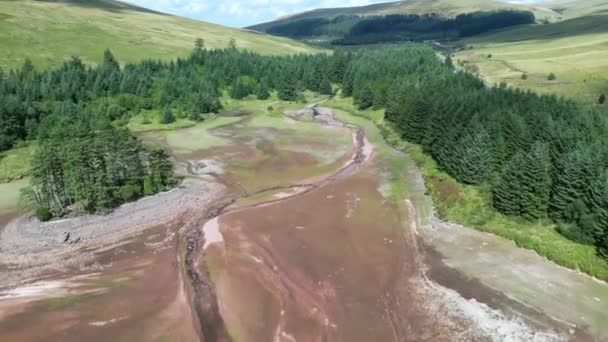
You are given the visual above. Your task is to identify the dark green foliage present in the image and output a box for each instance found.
[278,72,297,101]
[522,73,528,80]
[194,38,205,51]
[228,38,237,49]
[548,73,556,80]
[319,77,332,95]
[103,49,120,70]
[445,55,453,69]
[493,152,526,216]
[454,129,494,185]
[357,45,608,257]
[356,85,374,110]
[35,206,52,222]
[520,142,552,219]
[257,79,271,100]
[160,106,176,124]
[29,110,175,217]
[600,94,606,105]
[268,10,535,45]
[3,43,607,257]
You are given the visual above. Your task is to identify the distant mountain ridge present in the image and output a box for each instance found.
[248,0,561,32]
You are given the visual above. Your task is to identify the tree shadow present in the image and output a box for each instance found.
[33,0,167,15]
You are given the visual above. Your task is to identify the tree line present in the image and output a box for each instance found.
[0,44,342,219]
[344,46,607,258]
[265,10,535,45]
[1,43,606,259]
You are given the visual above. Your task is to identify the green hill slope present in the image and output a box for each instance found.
[0,0,323,69]
[548,0,608,18]
[249,0,560,32]
[454,2,608,106]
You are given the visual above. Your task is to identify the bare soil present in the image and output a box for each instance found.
[0,105,599,341]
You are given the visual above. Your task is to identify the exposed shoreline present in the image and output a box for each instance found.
[0,179,224,290]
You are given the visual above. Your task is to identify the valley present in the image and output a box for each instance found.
[1,0,607,341]
[1,100,606,341]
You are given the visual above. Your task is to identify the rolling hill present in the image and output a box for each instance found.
[249,0,560,33]
[0,0,323,70]
[454,0,608,106]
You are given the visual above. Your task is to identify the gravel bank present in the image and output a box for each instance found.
[0,179,224,288]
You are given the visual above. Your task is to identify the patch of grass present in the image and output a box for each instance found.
[0,143,35,183]
[0,178,29,213]
[0,0,326,70]
[454,14,608,107]
[127,109,198,133]
[39,294,90,310]
[161,116,243,153]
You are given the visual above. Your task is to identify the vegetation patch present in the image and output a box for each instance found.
[0,178,29,213]
[0,143,34,183]
[328,89,608,281]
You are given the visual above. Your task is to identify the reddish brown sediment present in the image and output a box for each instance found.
[0,105,593,341]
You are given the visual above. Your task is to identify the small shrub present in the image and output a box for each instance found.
[521,73,528,80]
[487,54,492,58]
[118,183,142,202]
[547,73,556,81]
[599,94,606,105]
[267,106,274,112]
[35,206,53,222]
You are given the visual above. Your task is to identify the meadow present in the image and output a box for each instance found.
[0,0,324,69]
[455,13,608,107]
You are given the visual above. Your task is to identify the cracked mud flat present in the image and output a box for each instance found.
[0,105,601,341]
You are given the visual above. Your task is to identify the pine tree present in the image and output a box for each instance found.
[319,77,332,95]
[402,95,429,144]
[356,85,374,110]
[520,142,552,219]
[194,38,205,51]
[493,152,526,216]
[103,49,120,70]
[455,129,494,184]
[160,106,175,124]
[228,38,237,50]
[588,171,608,257]
[257,79,270,100]
[278,73,297,101]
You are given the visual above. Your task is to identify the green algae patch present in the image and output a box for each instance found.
[0,143,35,183]
[39,294,91,310]
[161,116,243,153]
[0,178,29,214]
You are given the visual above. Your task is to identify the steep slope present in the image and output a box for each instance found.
[0,0,323,69]
[249,0,560,32]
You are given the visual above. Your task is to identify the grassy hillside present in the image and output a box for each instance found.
[454,5,608,106]
[250,0,560,32]
[548,0,608,19]
[0,0,323,69]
